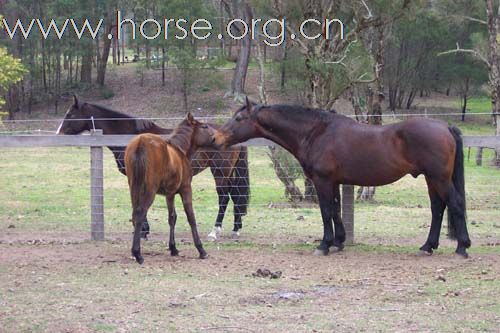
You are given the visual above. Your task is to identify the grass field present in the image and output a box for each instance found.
[0,123,499,332]
[455,96,493,115]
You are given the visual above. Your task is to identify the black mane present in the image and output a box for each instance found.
[264,104,337,122]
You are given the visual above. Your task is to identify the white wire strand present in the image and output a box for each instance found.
[0,112,497,124]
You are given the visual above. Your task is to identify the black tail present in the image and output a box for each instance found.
[229,147,250,216]
[129,140,148,209]
[447,126,466,240]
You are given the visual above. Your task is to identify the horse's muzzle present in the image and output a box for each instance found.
[213,131,232,149]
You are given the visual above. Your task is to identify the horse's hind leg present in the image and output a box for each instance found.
[446,185,471,257]
[427,179,471,257]
[208,180,230,240]
[166,195,179,256]
[131,202,152,264]
[230,183,245,235]
[180,186,208,259]
[420,178,446,255]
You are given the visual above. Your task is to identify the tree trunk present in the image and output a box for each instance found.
[462,93,468,122]
[406,90,416,109]
[112,29,117,65]
[280,42,287,91]
[96,15,114,86]
[219,0,226,56]
[226,1,252,101]
[80,48,92,84]
[162,47,166,87]
[485,0,500,167]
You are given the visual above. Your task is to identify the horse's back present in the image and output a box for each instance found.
[125,133,188,195]
[311,117,456,186]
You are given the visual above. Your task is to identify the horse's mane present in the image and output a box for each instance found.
[167,120,194,155]
[261,104,337,124]
[86,103,158,132]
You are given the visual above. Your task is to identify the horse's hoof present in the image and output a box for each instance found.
[199,252,209,259]
[170,250,179,257]
[135,256,144,265]
[417,250,433,257]
[140,232,149,240]
[231,230,240,239]
[207,227,222,241]
[456,249,469,259]
[329,244,344,253]
[313,248,329,256]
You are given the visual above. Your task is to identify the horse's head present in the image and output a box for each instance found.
[56,95,93,135]
[170,113,219,155]
[214,97,261,148]
[185,113,218,149]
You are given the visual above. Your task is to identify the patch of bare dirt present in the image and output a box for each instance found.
[1,232,499,332]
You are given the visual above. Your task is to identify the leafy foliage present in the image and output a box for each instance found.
[0,48,27,109]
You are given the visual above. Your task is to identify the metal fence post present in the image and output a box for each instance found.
[90,129,104,241]
[342,185,354,245]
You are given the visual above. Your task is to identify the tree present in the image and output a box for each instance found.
[96,2,116,86]
[438,0,500,166]
[222,0,252,101]
[0,17,27,119]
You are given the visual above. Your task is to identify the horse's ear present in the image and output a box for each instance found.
[186,112,195,125]
[245,96,252,112]
[73,95,79,109]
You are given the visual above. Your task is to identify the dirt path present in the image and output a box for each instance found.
[0,233,499,332]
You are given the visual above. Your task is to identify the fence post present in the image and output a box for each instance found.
[90,129,104,241]
[342,185,354,245]
[475,147,483,166]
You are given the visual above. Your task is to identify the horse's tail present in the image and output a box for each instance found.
[447,126,466,240]
[126,139,149,209]
[230,147,250,216]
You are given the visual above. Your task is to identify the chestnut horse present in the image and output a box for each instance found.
[215,99,471,257]
[56,96,250,240]
[126,113,217,264]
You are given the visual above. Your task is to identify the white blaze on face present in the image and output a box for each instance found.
[56,108,71,134]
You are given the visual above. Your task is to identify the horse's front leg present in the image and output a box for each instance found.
[166,195,179,256]
[312,177,335,256]
[331,184,346,252]
[180,186,208,259]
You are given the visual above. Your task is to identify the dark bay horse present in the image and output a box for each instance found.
[56,96,250,239]
[215,99,471,257]
[126,113,216,264]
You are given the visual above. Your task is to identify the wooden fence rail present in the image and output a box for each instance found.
[0,133,498,242]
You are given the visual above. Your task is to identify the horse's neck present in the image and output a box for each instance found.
[142,123,171,135]
[168,127,194,157]
[258,111,317,159]
[94,116,168,135]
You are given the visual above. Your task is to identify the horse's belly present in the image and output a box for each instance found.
[340,166,414,187]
